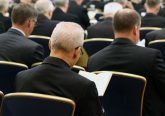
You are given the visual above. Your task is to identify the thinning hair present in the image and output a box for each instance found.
[0,0,9,12]
[146,0,161,8]
[34,0,55,14]
[11,3,38,25]
[112,9,141,33]
[50,22,84,52]
[53,0,69,7]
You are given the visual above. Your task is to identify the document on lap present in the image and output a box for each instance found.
[79,71,112,96]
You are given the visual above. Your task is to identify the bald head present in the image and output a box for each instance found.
[113,9,141,33]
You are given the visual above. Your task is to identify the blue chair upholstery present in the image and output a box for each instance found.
[1,92,75,116]
[140,27,161,40]
[94,71,146,116]
[84,38,113,56]
[148,39,165,61]
[0,61,28,94]
[29,35,50,58]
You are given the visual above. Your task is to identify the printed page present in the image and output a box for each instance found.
[79,71,112,96]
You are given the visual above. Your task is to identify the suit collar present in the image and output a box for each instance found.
[111,38,134,45]
[144,13,157,17]
[8,28,25,36]
[43,56,70,68]
[38,14,49,21]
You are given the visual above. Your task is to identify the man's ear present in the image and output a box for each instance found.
[73,47,80,59]
[48,40,51,50]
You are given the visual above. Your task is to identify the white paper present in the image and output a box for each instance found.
[79,71,112,96]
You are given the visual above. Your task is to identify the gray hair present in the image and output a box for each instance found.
[50,22,84,52]
[0,0,9,12]
[53,0,69,7]
[35,0,55,14]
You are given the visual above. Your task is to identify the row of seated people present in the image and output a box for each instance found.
[1,0,165,37]
[0,4,165,116]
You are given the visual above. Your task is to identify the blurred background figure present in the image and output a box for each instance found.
[141,0,165,28]
[0,0,11,32]
[51,0,80,24]
[87,2,123,38]
[32,0,59,36]
[68,0,90,29]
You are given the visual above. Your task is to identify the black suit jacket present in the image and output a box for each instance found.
[0,28,44,67]
[87,38,165,116]
[0,21,5,34]
[0,13,11,31]
[16,57,103,116]
[87,18,114,38]
[145,29,165,46]
[141,13,165,28]
[32,15,59,37]
[68,1,90,29]
[51,8,80,24]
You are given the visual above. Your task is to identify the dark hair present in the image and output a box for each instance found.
[11,3,38,25]
[112,9,141,33]
[146,0,160,8]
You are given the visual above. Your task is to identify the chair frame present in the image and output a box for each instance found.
[140,27,162,31]
[2,92,76,116]
[93,71,146,116]
[148,39,165,45]
[72,65,86,71]
[0,61,28,68]
[29,35,50,40]
[31,62,42,68]
[85,38,114,42]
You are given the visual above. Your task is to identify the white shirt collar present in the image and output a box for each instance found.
[11,27,26,36]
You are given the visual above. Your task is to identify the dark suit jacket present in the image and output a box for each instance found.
[87,38,165,116]
[0,28,44,67]
[0,13,11,31]
[0,21,5,34]
[87,18,114,39]
[16,57,103,116]
[141,13,165,28]
[68,1,90,29]
[145,29,165,46]
[32,15,59,37]
[51,8,80,24]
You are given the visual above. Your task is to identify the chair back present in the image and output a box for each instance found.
[1,92,76,116]
[0,61,28,94]
[31,62,42,68]
[148,39,165,61]
[93,71,146,116]
[29,35,50,58]
[84,38,113,56]
[0,91,4,110]
[140,27,161,40]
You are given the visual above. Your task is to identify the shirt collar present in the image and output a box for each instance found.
[11,27,26,36]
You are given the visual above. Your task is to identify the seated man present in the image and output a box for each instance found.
[51,0,80,24]
[32,0,59,37]
[16,22,103,116]
[87,2,123,39]
[0,3,44,67]
[87,9,165,116]
[141,0,165,28]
